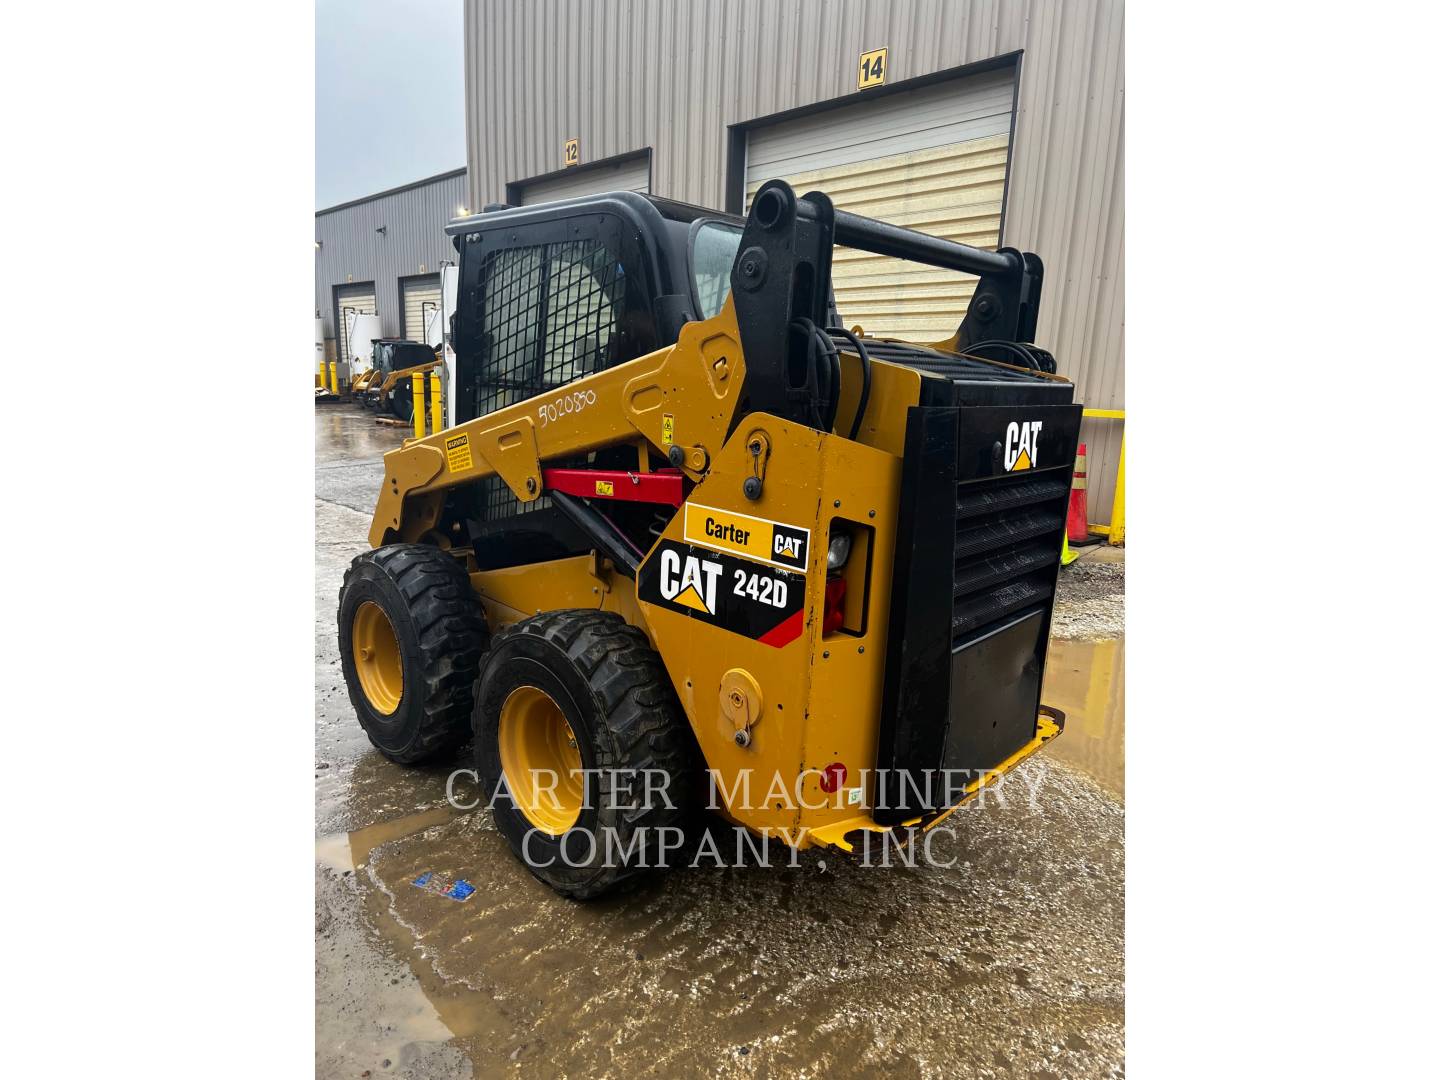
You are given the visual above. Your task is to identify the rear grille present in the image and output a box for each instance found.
[875,401,1081,823]
[955,477,1069,521]
[951,470,1069,648]
[953,506,1064,560]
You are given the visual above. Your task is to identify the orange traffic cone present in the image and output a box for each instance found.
[1067,443,1090,542]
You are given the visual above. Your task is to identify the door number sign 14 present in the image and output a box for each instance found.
[858,47,887,89]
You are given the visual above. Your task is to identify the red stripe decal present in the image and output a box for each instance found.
[757,609,804,649]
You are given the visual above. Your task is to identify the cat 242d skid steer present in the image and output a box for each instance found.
[338,180,1081,898]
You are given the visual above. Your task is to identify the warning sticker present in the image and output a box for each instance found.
[661,413,675,446]
[683,503,810,572]
[445,433,473,473]
[594,479,614,497]
[638,539,806,648]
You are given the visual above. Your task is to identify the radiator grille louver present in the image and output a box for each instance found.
[951,470,1069,649]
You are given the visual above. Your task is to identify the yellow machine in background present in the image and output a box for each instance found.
[348,338,442,421]
[338,182,1081,898]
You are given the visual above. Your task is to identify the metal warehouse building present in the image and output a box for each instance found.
[461,0,1124,523]
[314,167,468,366]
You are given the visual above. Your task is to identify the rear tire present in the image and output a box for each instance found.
[338,545,488,764]
[473,610,698,900]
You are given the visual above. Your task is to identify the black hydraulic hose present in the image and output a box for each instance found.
[815,323,841,430]
[965,339,1042,371]
[826,325,872,441]
[788,316,841,432]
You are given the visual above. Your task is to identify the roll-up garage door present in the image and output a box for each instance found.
[745,67,1014,342]
[516,153,650,206]
[334,283,376,369]
[401,274,442,343]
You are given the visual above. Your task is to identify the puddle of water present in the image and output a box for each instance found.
[1042,635,1125,795]
[364,889,512,1043]
[317,805,507,1061]
[315,806,458,872]
[357,797,1126,1075]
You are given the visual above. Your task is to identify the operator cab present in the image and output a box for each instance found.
[446,192,747,429]
[444,193,749,563]
[370,338,436,374]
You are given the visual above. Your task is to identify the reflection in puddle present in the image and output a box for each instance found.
[315,806,458,871]
[317,804,504,1050]
[1043,636,1125,795]
[360,878,515,1045]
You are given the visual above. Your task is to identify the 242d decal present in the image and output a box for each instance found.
[639,539,805,648]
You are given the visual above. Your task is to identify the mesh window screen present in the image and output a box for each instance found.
[474,240,625,520]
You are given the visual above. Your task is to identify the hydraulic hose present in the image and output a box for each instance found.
[826,326,872,441]
[788,316,841,433]
[964,339,1045,372]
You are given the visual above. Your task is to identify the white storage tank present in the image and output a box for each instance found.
[346,312,384,368]
[436,263,460,424]
[315,314,325,370]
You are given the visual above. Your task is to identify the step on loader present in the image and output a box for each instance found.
[337,181,1081,898]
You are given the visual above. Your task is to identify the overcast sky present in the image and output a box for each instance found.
[315,0,465,208]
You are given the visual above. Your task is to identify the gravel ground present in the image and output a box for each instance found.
[1052,552,1125,640]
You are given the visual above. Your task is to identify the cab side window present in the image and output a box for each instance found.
[474,239,625,418]
[466,237,627,520]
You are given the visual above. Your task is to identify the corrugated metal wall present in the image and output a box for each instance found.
[463,0,1124,523]
[314,168,468,347]
[516,153,652,204]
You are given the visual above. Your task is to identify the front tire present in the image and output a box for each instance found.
[338,545,488,764]
[473,610,698,899]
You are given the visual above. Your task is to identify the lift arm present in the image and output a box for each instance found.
[368,300,750,548]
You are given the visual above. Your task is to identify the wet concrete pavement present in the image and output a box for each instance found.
[315,405,1126,1078]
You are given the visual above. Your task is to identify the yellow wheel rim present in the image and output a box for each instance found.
[498,686,584,835]
[352,601,404,715]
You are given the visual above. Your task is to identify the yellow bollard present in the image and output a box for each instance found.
[429,370,443,434]
[412,371,425,439]
[317,360,326,391]
[328,362,337,395]
[1108,430,1125,545]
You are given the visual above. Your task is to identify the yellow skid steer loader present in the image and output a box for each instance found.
[338,181,1080,898]
[350,338,442,421]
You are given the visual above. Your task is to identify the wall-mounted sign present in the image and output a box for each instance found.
[858,46,887,90]
[563,138,580,168]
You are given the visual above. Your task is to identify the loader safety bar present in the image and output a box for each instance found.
[831,209,1022,279]
[730,180,1047,432]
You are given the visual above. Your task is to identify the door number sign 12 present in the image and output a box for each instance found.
[858,47,887,89]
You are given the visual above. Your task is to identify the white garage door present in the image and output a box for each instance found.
[401,275,442,343]
[516,154,650,205]
[745,67,1015,342]
[334,283,376,371]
